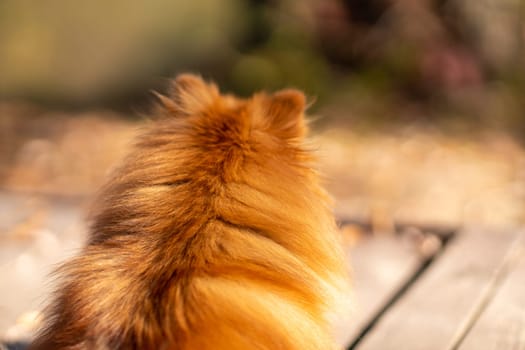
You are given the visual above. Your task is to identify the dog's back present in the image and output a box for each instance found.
[30,75,351,350]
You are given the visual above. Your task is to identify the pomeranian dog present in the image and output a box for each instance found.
[30,74,351,350]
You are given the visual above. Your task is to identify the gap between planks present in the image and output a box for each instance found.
[457,234,525,349]
[346,229,456,350]
[355,227,524,350]
[447,232,525,349]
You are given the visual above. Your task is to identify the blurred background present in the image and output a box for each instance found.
[1,0,525,345]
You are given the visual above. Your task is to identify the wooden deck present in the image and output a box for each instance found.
[348,226,525,350]
[1,190,524,349]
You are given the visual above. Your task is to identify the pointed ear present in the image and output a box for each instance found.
[262,89,307,139]
[154,74,219,116]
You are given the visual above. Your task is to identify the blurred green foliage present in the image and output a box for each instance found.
[1,0,524,136]
[0,0,247,105]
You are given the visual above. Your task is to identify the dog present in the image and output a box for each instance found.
[30,74,352,349]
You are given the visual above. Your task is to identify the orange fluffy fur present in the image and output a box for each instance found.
[30,75,351,350]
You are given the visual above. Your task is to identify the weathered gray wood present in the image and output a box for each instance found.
[357,227,522,350]
[459,234,525,350]
[337,234,422,347]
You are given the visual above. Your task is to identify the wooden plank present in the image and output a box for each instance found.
[0,193,442,347]
[356,227,522,350]
[459,234,525,350]
[0,193,85,337]
[336,234,422,347]
[0,196,423,345]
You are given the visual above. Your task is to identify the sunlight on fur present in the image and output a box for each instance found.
[30,74,352,350]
